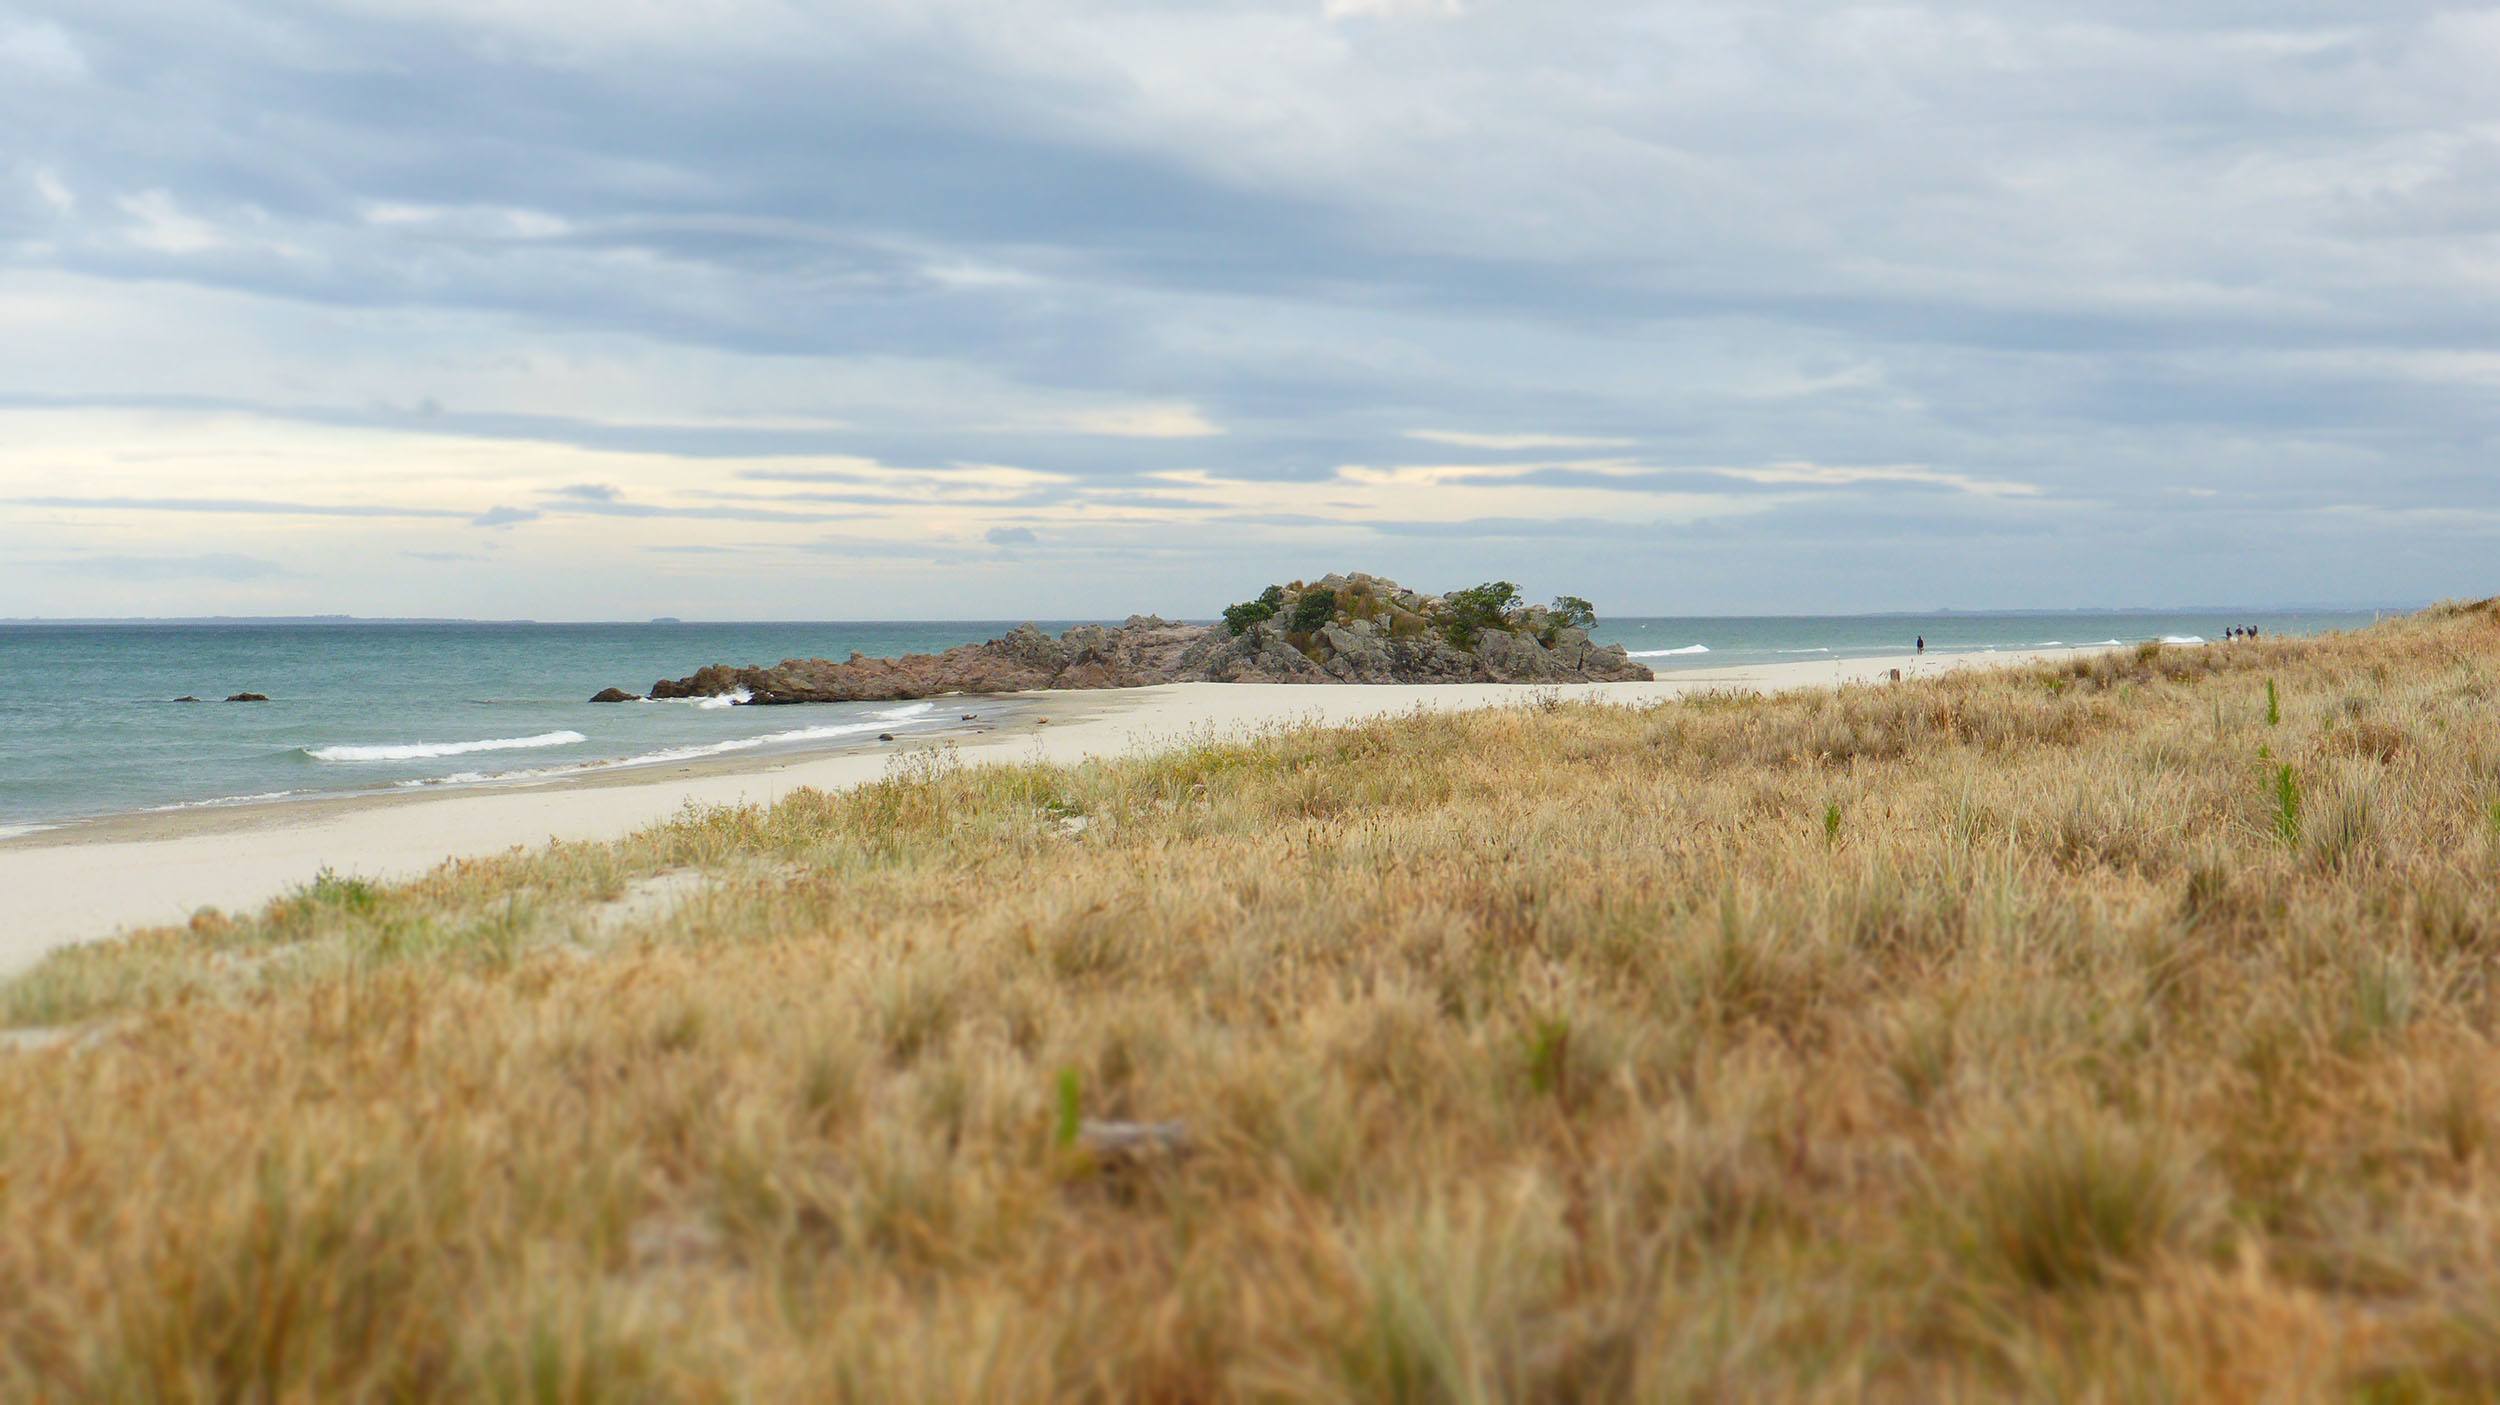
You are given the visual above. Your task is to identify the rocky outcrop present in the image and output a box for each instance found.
[588,687,643,703]
[225,693,270,703]
[620,574,1651,704]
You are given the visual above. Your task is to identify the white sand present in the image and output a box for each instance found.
[0,646,2084,975]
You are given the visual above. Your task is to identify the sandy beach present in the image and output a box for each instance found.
[0,646,2082,974]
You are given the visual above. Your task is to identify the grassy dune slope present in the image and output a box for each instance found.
[5,603,2500,1400]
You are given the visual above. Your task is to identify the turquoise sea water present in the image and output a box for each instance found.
[0,609,2388,832]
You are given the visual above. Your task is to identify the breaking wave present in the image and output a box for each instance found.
[1627,644,1711,657]
[306,731,588,763]
[2159,635,2207,645]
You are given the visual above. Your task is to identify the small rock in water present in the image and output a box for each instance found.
[172,695,202,703]
[224,692,269,703]
[877,732,895,741]
[961,712,978,720]
[589,687,642,703]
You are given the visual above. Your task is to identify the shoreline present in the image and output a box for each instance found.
[0,646,2092,974]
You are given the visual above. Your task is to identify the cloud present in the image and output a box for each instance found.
[0,19,86,81]
[1049,405,1225,439]
[1406,431,1639,451]
[1707,463,2048,500]
[985,525,1038,545]
[1323,0,1463,19]
[555,483,621,501]
[50,552,286,581]
[11,496,469,519]
[472,505,542,527]
[403,550,487,562]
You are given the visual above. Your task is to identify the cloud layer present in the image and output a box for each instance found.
[3,0,2494,618]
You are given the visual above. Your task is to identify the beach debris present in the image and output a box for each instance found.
[224,692,270,702]
[961,712,979,720]
[1036,717,1051,725]
[1077,1119,1190,1167]
[1890,669,1902,683]
[589,687,643,703]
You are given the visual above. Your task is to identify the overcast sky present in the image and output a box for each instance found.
[3,0,2494,619]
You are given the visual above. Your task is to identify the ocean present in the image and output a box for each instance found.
[0,608,2387,833]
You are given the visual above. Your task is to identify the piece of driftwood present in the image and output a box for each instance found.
[1078,1120,1189,1164]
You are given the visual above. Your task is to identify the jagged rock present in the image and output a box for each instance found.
[588,687,642,703]
[616,574,1652,702]
[224,693,269,703]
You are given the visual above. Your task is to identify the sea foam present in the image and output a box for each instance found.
[1627,644,1711,657]
[2159,635,2207,645]
[393,714,946,790]
[307,731,589,763]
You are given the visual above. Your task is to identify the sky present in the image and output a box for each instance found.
[2,0,2495,620]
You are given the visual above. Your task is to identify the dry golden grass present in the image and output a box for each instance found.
[5,603,2500,1400]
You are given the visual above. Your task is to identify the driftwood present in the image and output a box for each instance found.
[1077,1120,1189,1165]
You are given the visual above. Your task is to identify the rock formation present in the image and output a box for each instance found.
[601,573,1651,704]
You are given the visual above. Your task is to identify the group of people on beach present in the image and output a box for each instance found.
[2226,625,2262,641]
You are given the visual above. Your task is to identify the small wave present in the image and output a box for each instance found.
[0,822,51,841]
[307,731,588,763]
[695,688,753,710]
[2083,639,2123,647]
[146,790,300,812]
[1628,644,1711,657]
[2159,635,2206,645]
[1775,647,1832,654]
[392,715,945,790]
[2033,640,2064,647]
[874,701,937,719]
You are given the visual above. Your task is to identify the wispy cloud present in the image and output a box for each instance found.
[1405,430,1637,451]
[49,552,287,581]
[1046,406,1225,439]
[12,496,470,519]
[1706,463,2048,500]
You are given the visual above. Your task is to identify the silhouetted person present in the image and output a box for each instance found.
[1915,635,1925,654]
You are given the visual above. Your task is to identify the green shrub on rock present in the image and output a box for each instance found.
[1289,589,1338,634]
[1444,581,1522,648]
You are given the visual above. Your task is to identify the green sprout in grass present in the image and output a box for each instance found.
[2273,764,2303,849]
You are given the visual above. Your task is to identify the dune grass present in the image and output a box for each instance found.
[4,601,2500,1399]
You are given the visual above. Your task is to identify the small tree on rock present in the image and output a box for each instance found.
[1444,581,1522,648]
